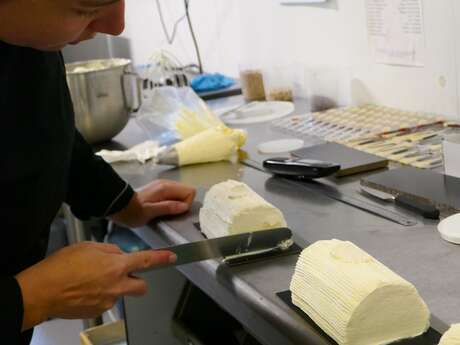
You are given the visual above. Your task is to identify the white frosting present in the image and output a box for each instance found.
[72,63,106,73]
[290,240,430,345]
[174,127,246,166]
[439,324,460,345]
[199,180,287,238]
[67,59,129,74]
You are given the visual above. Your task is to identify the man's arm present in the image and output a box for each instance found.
[66,129,196,226]
[66,130,134,219]
[16,242,176,331]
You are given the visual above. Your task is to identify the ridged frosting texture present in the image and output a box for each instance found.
[290,240,430,345]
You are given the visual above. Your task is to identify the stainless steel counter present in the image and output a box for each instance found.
[111,98,460,344]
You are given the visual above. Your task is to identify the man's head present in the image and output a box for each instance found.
[0,0,125,51]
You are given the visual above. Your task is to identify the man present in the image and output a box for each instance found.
[0,0,196,343]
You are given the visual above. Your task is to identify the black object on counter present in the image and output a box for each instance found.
[390,194,440,220]
[276,290,441,345]
[173,282,263,345]
[362,167,460,216]
[263,157,341,179]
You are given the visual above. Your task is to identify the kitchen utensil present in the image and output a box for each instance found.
[271,104,447,169]
[263,157,340,179]
[296,181,417,226]
[361,185,440,219]
[217,102,256,118]
[66,58,142,144]
[243,159,417,226]
[361,167,460,218]
[139,227,293,271]
[192,222,302,266]
[220,101,294,125]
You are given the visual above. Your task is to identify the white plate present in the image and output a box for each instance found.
[258,139,305,154]
[219,101,295,125]
[438,213,460,244]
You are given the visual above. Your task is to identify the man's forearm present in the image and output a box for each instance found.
[15,272,49,331]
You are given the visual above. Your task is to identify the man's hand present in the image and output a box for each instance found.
[16,242,176,331]
[111,180,196,227]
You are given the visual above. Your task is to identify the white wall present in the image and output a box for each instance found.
[122,0,460,119]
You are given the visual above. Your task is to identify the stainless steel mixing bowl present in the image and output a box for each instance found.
[66,58,141,144]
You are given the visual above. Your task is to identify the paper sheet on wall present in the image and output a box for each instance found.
[366,0,425,67]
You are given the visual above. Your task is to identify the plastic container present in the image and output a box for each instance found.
[239,66,266,102]
[304,66,351,112]
[443,133,460,178]
[263,65,296,102]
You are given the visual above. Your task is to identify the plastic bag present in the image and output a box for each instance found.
[135,86,215,144]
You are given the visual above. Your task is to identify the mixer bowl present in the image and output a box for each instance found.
[66,58,140,144]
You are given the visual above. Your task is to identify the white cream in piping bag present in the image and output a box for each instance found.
[170,108,247,166]
[174,126,246,166]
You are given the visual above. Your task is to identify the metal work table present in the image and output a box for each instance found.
[110,98,460,345]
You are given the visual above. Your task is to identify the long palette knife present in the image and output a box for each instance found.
[138,227,294,271]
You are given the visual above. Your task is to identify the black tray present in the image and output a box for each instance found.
[277,290,441,345]
[193,223,302,267]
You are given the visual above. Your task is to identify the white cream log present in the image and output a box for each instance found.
[199,180,287,238]
[290,240,430,345]
[439,324,460,345]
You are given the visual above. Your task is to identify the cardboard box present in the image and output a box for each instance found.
[80,320,126,345]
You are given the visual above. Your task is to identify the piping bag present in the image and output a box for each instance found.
[156,108,247,166]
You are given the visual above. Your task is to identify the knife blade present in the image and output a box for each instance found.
[139,227,293,271]
[360,185,440,220]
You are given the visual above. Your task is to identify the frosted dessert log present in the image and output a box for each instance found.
[439,324,460,345]
[290,240,430,345]
[199,180,287,238]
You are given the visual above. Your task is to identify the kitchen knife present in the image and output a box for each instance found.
[360,185,440,220]
[139,227,293,271]
[244,158,416,226]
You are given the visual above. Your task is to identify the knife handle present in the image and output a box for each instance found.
[394,195,440,219]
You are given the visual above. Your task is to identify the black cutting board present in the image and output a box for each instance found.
[362,167,460,213]
[292,143,388,177]
[277,290,441,345]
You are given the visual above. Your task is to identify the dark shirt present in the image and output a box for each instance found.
[0,41,134,344]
